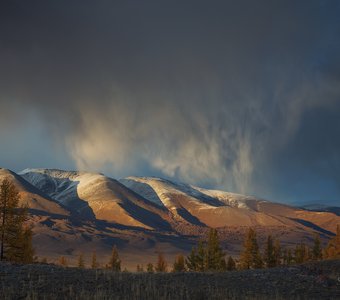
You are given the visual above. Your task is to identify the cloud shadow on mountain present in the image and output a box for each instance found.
[289,218,335,236]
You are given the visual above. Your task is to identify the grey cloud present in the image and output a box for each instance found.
[0,1,340,202]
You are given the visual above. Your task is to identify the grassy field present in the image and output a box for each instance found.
[1,260,339,299]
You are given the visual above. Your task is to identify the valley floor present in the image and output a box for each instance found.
[0,260,339,300]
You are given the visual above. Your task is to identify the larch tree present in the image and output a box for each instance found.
[323,225,340,259]
[294,244,302,264]
[172,254,186,272]
[282,249,288,265]
[196,241,206,271]
[185,229,227,272]
[205,228,226,271]
[20,227,34,264]
[282,248,294,265]
[185,246,198,271]
[239,228,263,269]
[294,243,310,264]
[263,235,276,268]
[312,234,322,261]
[136,264,144,272]
[108,246,121,271]
[185,241,208,272]
[226,256,236,271]
[146,262,154,273]
[0,179,34,263]
[91,251,98,269]
[59,256,68,267]
[273,239,282,266]
[155,252,167,272]
[287,249,294,265]
[77,253,85,268]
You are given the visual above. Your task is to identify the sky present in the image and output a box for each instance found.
[0,1,340,205]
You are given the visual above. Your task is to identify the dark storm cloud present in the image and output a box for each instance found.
[1,0,340,203]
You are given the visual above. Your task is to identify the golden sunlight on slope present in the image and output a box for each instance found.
[293,210,340,233]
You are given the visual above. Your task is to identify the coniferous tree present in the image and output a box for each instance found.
[226,256,236,271]
[59,256,68,267]
[287,249,293,265]
[205,228,226,271]
[282,248,294,265]
[108,246,121,271]
[220,257,227,271]
[323,225,340,259]
[0,179,19,261]
[264,235,276,268]
[294,243,309,264]
[77,253,85,268]
[239,228,263,269]
[0,179,34,263]
[8,225,35,264]
[294,244,302,264]
[91,251,98,269]
[312,234,322,261]
[136,264,144,272]
[196,241,206,271]
[146,262,154,273]
[185,229,227,272]
[273,239,282,266]
[172,254,186,272]
[283,249,287,265]
[185,241,206,272]
[155,252,167,272]
[239,228,253,269]
[185,246,198,271]
[304,245,311,262]
[23,227,34,263]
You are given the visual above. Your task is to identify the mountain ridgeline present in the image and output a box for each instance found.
[0,167,339,267]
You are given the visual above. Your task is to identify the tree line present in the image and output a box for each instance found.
[56,225,340,272]
[1,179,339,271]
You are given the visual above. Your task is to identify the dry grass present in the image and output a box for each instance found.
[1,260,339,299]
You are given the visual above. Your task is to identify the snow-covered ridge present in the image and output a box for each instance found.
[191,186,267,209]
[19,169,173,229]
[19,168,109,199]
[120,176,264,210]
[18,169,109,217]
[19,170,267,211]
[19,168,104,180]
[3,168,340,231]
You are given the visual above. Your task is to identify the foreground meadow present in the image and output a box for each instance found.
[1,260,339,300]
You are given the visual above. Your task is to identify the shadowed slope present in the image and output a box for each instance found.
[120,176,340,231]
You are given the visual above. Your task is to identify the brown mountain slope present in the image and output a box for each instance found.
[121,177,340,233]
[20,169,171,230]
[0,168,68,216]
[0,168,338,268]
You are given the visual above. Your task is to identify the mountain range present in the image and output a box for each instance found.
[0,167,339,268]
